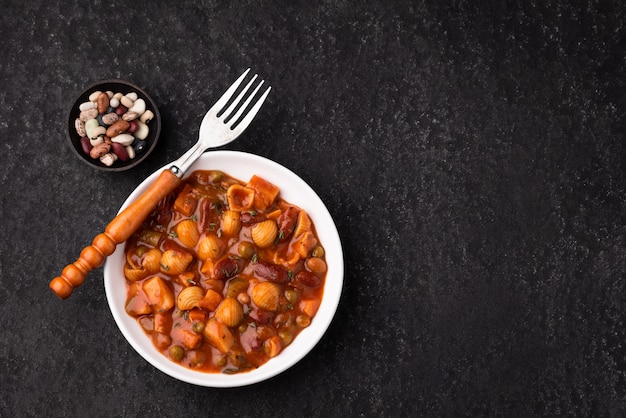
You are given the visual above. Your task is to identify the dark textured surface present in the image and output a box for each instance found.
[1,1,625,416]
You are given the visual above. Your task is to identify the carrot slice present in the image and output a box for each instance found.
[154,311,172,334]
[173,184,197,217]
[172,328,202,350]
[199,288,222,311]
[299,298,321,318]
[187,308,207,323]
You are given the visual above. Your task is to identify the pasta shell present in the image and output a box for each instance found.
[177,286,205,311]
[220,210,241,236]
[142,248,163,274]
[197,234,224,261]
[251,219,278,248]
[226,184,255,211]
[173,219,199,249]
[124,264,148,281]
[250,281,281,312]
[293,230,318,258]
[160,249,193,275]
[214,297,244,327]
[292,210,312,238]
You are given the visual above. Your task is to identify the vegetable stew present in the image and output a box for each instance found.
[123,170,326,374]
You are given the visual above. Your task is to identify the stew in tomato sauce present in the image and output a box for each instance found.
[123,170,327,374]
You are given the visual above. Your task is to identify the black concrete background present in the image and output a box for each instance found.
[1,1,625,416]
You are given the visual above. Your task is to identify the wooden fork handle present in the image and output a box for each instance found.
[50,169,181,299]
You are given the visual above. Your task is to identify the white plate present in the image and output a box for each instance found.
[103,151,344,387]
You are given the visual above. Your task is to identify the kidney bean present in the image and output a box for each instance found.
[240,210,266,225]
[161,238,191,254]
[277,206,300,242]
[111,142,129,161]
[254,261,289,283]
[295,270,321,287]
[143,193,173,228]
[214,256,244,280]
[80,136,92,154]
[249,308,274,325]
[199,198,221,231]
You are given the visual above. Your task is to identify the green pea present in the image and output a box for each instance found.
[169,345,184,361]
[312,246,325,258]
[237,241,256,259]
[226,277,249,298]
[284,289,298,305]
[190,351,207,366]
[215,354,227,367]
[192,321,206,333]
[135,245,147,257]
[279,330,294,346]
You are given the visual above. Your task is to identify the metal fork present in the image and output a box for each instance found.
[50,69,271,299]
[171,68,271,177]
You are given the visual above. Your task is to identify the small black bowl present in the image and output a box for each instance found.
[67,80,161,172]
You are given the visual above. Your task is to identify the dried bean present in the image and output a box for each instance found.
[73,86,155,166]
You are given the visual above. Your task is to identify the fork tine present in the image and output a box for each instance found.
[221,73,258,121]
[227,79,265,127]
[210,68,251,114]
[231,84,271,134]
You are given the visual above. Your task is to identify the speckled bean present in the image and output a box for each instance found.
[106,120,130,138]
[121,111,139,121]
[100,152,118,166]
[75,86,154,165]
[79,108,98,122]
[89,142,110,159]
[79,101,97,111]
[75,118,86,137]
[101,113,119,125]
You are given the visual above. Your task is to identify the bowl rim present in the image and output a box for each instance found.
[103,150,344,387]
[67,79,161,172]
